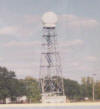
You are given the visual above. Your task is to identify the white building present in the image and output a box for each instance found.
[17,96,27,103]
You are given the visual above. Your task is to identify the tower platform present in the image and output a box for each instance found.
[42,95,66,103]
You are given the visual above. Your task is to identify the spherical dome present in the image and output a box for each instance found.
[42,12,58,27]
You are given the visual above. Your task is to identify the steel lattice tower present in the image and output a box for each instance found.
[39,12,65,102]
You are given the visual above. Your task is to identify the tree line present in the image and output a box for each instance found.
[0,66,100,103]
[64,77,100,101]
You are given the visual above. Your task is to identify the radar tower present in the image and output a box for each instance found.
[40,12,66,103]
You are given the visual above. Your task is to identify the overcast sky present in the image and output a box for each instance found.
[0,0,100,82]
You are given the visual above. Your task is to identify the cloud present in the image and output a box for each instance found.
[0,14,98,37]
[0,14,41,37]
[3,39,83,48]
[59,14,99,29]
[60,39,83,47]
[3,40,40,47]
[86,56,97,62]
[0,13,100,81]
[23,15,41,24]
[59,39,83,53]
[0,57,3,61]
[0,26,17,35]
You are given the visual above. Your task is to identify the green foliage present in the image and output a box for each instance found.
[9,79,26,100]
[0,66,26,103]
[64,79,81,99]
[64,77,100,101]
[0,66,100,103]
[24,77,41,103]
[0,66,41,103]
[0,67,16,103]
[95,81,100,99]
[81,77,93,99]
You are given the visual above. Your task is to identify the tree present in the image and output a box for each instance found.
[81,77,93,99]
[8,79,26,101]
[95,81,100,99]
[0,66,26,103]
[64,79,81,100]
[24,76,41,103]
[0,67,16,103]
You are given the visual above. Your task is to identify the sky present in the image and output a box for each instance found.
[0,0,100,82]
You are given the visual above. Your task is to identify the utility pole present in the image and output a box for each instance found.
[92,74,96,101]
[92,78,94,101]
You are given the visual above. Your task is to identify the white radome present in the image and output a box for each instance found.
[42,12,58,27]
